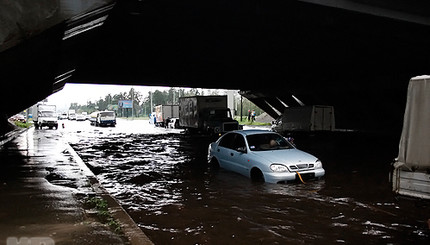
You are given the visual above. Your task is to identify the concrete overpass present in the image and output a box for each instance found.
[1,0,430,132]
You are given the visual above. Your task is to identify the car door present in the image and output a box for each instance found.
[216,133,236,171]
[217,133,250,176]
[229,134,250,177]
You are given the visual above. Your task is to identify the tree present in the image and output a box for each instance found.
[235,96,264,120]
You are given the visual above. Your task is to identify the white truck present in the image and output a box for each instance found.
[392,75,430,199]
[90,111,116,127]
[34,104,58,129]
[154,104,179,127]
[179,95,239,134]
[271,105,335,133]
[68,109,76,120]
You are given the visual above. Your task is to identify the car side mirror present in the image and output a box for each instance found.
[236,146,247,153]
[286,137,296,147]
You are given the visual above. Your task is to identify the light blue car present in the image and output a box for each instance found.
[207,130,325,183]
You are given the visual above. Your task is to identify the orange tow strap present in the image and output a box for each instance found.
[296,171,306,184]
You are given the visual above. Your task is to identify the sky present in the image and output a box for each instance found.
[46,83,172,112]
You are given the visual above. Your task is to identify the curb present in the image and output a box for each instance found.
[0,126,29,147]
[66,143,154,245]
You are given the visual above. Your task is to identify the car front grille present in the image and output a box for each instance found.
[289,163,314,171]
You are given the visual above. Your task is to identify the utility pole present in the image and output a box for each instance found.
[173,89,175,104]
[150,90,153,113]
[240,95,243,122]
[132,87,134,119]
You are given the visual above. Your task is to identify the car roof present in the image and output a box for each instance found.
[231,129,277,136]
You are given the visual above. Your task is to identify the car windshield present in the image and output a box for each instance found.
[40,111,55,117]
[100,112,115,117]
[246,133,293,151]
[207,109,231,119]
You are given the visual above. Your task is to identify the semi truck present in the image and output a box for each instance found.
[271,105,335,133]
[392,75,430,199]
[154,104,179,127]
[179,95,239,134]
[90,111,116,127]
[33,104,58,129]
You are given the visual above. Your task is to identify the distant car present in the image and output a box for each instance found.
[68,114,76,120]
[76,114,86,121]
[58,113,68,120]
[81,112,89,120]
[11,114,25,123]
[167,118,179,129]
[207,130,325,184]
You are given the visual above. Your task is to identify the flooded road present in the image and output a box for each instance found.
[60,119,430,244]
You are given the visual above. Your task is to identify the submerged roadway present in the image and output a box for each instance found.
[33,119,430,243]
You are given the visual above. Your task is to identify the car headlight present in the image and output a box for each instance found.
[315,159,323,169]
[270,164,289,172]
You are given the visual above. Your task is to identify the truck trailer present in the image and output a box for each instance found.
[392,75,430,199]
[179,95,239,134]
[154,104,179,127]
[271,105,335,133]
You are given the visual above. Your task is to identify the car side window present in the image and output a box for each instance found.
[219,133,246,151]
[231,134,246,150]
[219,133,235,149]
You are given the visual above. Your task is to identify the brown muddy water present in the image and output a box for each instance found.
[65,119,430,244]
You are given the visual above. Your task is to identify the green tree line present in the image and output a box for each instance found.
[69,88,223,117]
[69,87,265,118]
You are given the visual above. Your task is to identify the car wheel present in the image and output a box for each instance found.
[209,158,220,170]
[250,168,265,182]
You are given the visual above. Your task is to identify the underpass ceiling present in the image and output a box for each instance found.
[67,0,430,91]
[1,0,430,130]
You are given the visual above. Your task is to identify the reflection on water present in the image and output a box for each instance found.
[67,120,430,244]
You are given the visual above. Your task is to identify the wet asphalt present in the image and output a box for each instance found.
[0,126,137,244]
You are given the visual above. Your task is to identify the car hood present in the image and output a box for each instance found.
[252,149,318,165]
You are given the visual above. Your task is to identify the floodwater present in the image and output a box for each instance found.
[61,119,430,244]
